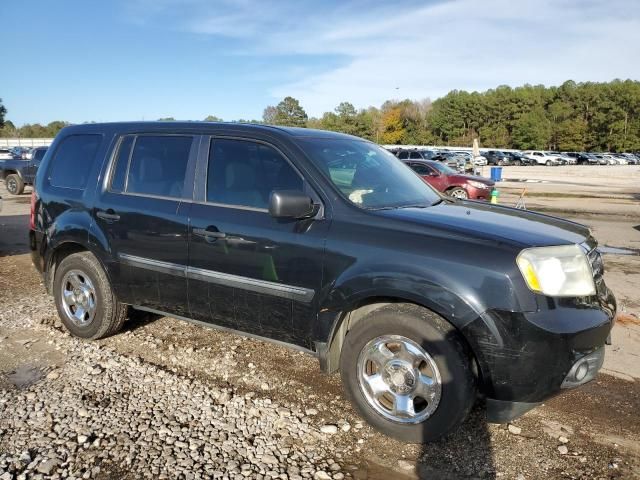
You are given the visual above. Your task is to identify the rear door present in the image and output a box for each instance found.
[92,133,198,317]
[187,136,327,347]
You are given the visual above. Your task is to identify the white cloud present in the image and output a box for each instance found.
[131,0,640,116]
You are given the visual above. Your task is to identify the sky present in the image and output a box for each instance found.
[2,0,640,125]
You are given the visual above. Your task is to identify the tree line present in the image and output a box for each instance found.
[2,79,639,151]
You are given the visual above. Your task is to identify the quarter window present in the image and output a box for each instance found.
[110,136,134,193]
[48,134,101,189]
[207,139,302,209]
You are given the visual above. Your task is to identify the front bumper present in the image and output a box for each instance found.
[461,289,616,423]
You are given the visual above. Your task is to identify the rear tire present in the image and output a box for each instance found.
[5,174,24,195]
[53,252,127,339]
[339,304,476,443]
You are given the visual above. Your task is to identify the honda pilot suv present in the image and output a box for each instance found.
[30,122,616,443]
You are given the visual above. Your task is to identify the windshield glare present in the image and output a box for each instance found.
[298,138,440,209]
[431,162,456,175]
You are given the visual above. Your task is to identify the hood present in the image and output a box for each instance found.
[447,173,494,185]
[376,200,590,248]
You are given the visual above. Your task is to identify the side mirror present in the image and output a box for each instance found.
[269,190,316,219]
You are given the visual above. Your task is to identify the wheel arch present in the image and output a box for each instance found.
[44,240,113,297]
[0,169,20,180]
[316,294,484,389]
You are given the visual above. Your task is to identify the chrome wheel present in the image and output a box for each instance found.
[449,188,468,199]
[6,177,18,194]
[357,335,442,424]
[60,270,97,327]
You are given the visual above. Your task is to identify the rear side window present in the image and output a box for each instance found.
[207,139,302,209]
[109,135,192,198]
[409,151,422,159]
[48,134,101,189]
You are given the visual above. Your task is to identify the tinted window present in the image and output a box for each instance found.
[409,151,422,159]
[110,136,134,193]
[48,134,101,189]
[33,148,47,162]
[410,163,430,175]
[127,136,192,198]
[207,139,302,209]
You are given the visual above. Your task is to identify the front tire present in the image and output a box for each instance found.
[53,252,127,339]
[339,304,476,443]
[447,187,468,199]
[5,174,24,195]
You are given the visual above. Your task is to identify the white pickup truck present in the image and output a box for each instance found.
[521,151,559,166]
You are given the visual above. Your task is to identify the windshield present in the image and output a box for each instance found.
[430,162,457,175]
[298,138,441,209]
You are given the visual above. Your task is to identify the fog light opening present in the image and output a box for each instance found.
[561,347,605,389]
[574,361,589,382]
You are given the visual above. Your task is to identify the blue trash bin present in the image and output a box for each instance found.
[490,167,503,182]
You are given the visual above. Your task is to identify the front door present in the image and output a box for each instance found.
[92,134,197,317]
[187,137,327,347]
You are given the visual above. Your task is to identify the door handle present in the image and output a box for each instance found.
[193,227,226,239]
[96,209,120,222]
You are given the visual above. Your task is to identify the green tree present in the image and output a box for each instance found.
[512,108,552,149]
[204,115,222,122]
[272,97,308,127]
[262,105,278,124]
[0,98,6,129]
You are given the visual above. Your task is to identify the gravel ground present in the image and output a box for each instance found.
[1,180,639,480]
[0,291,353,480]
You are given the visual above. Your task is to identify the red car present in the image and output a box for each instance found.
[404,160,495,200]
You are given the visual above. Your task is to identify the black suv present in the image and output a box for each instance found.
[30,123,615,443]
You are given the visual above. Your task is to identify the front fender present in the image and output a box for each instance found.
[314,260,504,345]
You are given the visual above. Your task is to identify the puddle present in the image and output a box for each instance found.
[599,246,640,256]
[6,364,45,389]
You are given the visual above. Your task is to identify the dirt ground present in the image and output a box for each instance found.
[1,165,639,480]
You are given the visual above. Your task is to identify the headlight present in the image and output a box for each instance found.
[516,245,595,296]
[467,180,489,189]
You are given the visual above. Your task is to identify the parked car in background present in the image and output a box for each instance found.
[566,152,592,165]
[485,150,511,166]
[550,152,577,165]
[620,153,638,165]
[0,148,13,160]
[505,151,532,166]
[600,154,618,165]
[0,146,47,195]
[432,151,466,173]
[522,151,559,166]
[395,149,436,161]
[9,146,30,160]
[404,159,494,200]
[451,151,487,166]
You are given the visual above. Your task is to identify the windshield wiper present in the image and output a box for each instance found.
[367,203,430,211]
